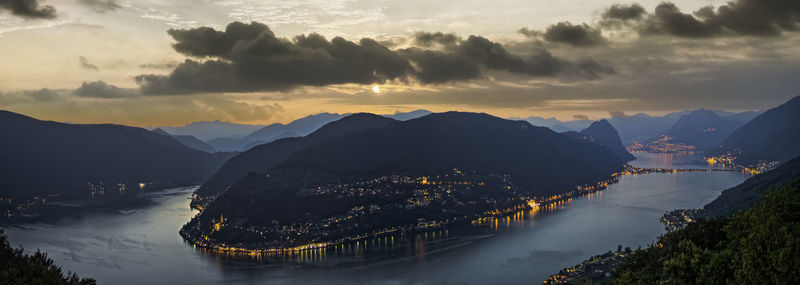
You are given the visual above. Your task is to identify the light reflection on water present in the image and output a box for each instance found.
[3,153,749,284]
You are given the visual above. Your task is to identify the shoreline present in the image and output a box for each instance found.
[178,165,737,255]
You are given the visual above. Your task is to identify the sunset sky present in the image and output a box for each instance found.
[1,0,799,126]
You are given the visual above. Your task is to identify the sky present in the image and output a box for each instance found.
[0,0,799,126]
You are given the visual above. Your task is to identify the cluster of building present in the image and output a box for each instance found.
[626,135,697,153]
[705,151,780,174]
[544,248,632,284]
[660,208,701,232]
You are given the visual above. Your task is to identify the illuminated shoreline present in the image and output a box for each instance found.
[179,165,747,256]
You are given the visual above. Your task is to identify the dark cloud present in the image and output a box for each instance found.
[603,4,647,21]
[572,114,589,120]
[543,22,605,47]
[0,0,56,19]
[609,110,628,118]
[603,0,800,38]
[401,32,612,83]
[74,81,135,98]
[517,27,541,38]
[79,56,99,71]
[0,88,61,104]
[137,22,413,94]
[413,31,459,47]
[643,2,718,38]
[78,0,121,13]
[136,22,614,94]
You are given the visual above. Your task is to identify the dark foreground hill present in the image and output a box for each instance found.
[269,112,625,193]
[193,113,398,199]
[700,156,800,218]
[186,112,626,249]
[0,110,229,201]
[711,96,800,164]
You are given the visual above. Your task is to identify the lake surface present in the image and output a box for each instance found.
[3,154,749,284]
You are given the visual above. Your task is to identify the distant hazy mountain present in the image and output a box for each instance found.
[152,128,218,153]
[580,120,636,161]
[515,116,593,132]
[701,156,800,218]
[194,113,399,198]
[208,113,348,152]
[0,110,229,201]
[384,110,433,121]
[606,112,688,145]
[157,121,265,141]
[203,110,433,152]
[713,96,800,164]
[516,110,758,146]
[189,112,625,247]
[641,109,743,151]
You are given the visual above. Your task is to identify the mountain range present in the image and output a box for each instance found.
[710,96,800,164]
[185,112,628,248]
[0,110,230,201]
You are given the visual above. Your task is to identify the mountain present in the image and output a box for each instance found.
[712,96,800,164]
[193,113,399,199]
[384,109,433,121]
[606,112,687,145]
[516,116,593,132]
[185,112,626,249]
[636,109,742,152]
[157,121,264,141]
[206,113,348,152]
[0,110,229,201]
[579,120,636,161]
[204,110,437,152]
[152,128,217,153]
[700,156,800,218]
[269,112,624,193]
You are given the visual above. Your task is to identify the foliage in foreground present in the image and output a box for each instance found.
[613,181,800,284]
[0,230,95,285]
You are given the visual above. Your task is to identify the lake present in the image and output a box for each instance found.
[3,153,749,284]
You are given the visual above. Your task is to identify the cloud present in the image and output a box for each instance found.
[0,88,62,104]
[79,56,99,71]
[543,22,604,47]
[135,22,614,94]
[0,0,56,19]
[602,0,800,38]
[603,4,647,21]
[609,110,628,118]
[138,62,178,70]
[572,114,589,120]
[73,81,136,98]
[78,0,121,13]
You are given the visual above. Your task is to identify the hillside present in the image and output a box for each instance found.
[152,128,217,153]
[186,112,627,249]
[580,120,636,161]
[193,113,398,199]
[270,112,624,192]
[713,96,800,164]
[700,156,800,218]
[0,110,228,201]
[632,109,742,152]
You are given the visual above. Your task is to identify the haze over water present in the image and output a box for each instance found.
[4,154,748,284]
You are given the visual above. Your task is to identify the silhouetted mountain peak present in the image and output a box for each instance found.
[580,119,635,161]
